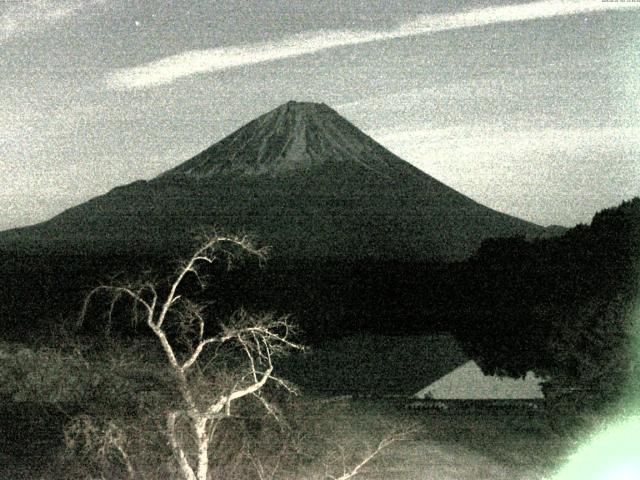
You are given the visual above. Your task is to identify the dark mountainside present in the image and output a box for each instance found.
[0,101,544,262]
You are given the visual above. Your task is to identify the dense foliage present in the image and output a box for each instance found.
[452,198,640,410]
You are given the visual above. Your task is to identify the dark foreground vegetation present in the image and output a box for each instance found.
[1,235,412,479]
[0,198,638,478]
[453,198,640,413]
[1,390,574,479]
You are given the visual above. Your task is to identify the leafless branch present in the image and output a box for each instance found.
[79,233,300,480]
[325,429,415,480]
[181,337,224,372]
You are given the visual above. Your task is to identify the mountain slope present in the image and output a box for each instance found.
[0,101,544,261]
[160,100,411,177]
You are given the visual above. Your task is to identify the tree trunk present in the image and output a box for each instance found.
[195,417,209,480]
[167,411,197,480]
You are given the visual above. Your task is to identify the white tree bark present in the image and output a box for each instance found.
[81,234,302,480]
[167,411,197,480]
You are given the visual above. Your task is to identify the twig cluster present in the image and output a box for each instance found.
[80,234,302,480]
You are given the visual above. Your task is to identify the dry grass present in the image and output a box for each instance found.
[288,397,572,480]
[1,338,575,480]
[1,395,577,480]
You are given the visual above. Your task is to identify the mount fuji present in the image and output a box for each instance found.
[0,101,544,261]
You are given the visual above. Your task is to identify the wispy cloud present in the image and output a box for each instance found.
[0,0,99,43]
[107,0,640,90]
[373,125,640,161]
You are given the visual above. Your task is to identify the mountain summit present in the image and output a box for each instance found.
[0,101,545,260]
[160,101,412,177]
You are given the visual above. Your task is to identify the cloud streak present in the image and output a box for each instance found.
[0,0,100,43]
[107,0,640,90]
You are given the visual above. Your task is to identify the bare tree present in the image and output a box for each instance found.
[64,414,135,479]
[322,429,414,480]
[80,234,303,480]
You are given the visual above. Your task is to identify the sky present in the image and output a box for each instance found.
[1,0,639,230]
